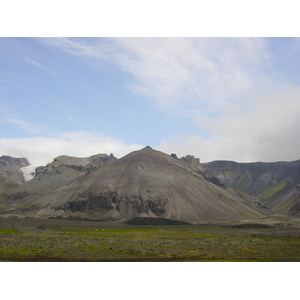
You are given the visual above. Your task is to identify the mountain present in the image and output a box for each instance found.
[0,155,29,183]
[6,152,117,194]
[202,160,300,217]
[2,147,263,222]
[0,155,30,201]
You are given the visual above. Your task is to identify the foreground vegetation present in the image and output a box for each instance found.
[1,217,300,262]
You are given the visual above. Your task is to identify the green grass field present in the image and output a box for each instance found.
[1,224,300,262]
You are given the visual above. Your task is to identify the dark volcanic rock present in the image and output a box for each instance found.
[180,155,200,165]
[289,201,300,217]
[202,173,226,189]
[126,217,192,225]
[171,153,178,160]
[61,192,115,212]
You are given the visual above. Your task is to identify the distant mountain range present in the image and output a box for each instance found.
[0,148,299,222]
[202,160,300,217]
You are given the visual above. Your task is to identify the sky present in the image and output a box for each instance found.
[1,37,300,166]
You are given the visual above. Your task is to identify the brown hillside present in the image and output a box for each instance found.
[4,147,263,222]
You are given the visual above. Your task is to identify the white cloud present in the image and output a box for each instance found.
[158,84,300,163]
[112,37,269,108]
[37,38,299,163]
[0,131,144,166]
[43,37,271,116]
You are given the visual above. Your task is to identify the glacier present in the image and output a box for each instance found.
[20,165,36,182]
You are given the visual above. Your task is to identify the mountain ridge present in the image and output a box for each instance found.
[1,149,299,221]
[202,159,300,216]
[1,147,264,222]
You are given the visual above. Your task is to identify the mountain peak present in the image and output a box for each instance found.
[4,147,262,222]
[0,155,29,168]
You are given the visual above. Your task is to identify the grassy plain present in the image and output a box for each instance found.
[1,216,300,262]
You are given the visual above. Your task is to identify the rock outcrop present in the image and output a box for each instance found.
[0,156,29,183]
[170,153,200,165]
[0,156,30,201]
[180,155,200,165]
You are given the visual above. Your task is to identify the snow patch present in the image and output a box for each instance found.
[20,165,36,182]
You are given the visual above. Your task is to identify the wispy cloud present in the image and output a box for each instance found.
[39,37,299,163]
[2,115,43,135]
[43,37,271,116]
[24,57,56,75]
[112,37,270,114]
[43,37,111,62]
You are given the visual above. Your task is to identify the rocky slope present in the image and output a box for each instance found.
[0,155,29,183]
[202,160,300,216]
[2,147,264,222]
[0,156,30,200]
[6,153,117,194]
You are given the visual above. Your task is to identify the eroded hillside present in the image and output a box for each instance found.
[1,147,264,222]
[1,149,299,221]
[202,160,300,216]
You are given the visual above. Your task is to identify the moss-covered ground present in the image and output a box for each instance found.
[258,178,291,202]
[1,220,300,262]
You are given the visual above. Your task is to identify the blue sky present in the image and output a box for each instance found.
[1,37,300,165]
